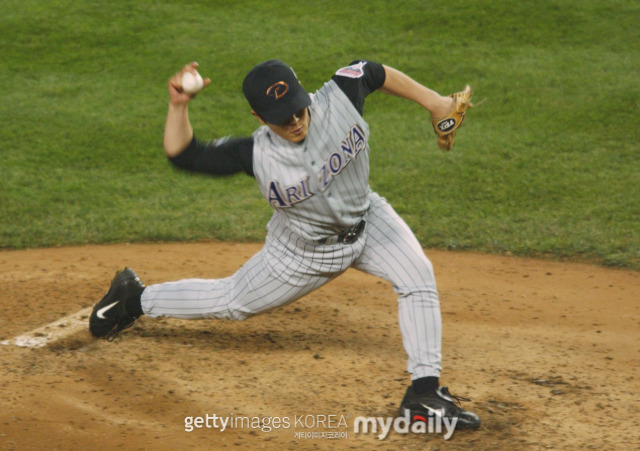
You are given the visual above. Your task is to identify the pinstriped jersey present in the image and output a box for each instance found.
[252,80,371,241]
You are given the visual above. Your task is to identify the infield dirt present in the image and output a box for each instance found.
[0,242,638,450]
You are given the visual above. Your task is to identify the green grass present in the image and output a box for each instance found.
[1,0,639,268]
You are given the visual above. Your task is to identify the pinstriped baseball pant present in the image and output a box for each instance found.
[141,192,442,379]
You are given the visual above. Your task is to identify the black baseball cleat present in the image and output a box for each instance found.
[398,385,481,430]
[89,268,145,341]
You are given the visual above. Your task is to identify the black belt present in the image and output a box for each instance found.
[317,220,366,245]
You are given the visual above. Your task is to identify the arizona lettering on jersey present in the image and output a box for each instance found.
[266,123,367,208]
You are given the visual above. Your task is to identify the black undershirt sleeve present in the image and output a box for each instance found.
[331,60,386,115]
[169,136,255,177]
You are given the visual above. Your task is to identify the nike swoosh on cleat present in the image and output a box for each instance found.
[97,301,119,319]
[418,403,445,418]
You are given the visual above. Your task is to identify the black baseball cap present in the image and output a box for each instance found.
[242,59,311,125]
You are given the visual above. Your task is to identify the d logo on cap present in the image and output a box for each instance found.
[243,60,311,124]
[266,81,289,100]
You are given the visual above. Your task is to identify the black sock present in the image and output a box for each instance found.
[126,287,145,318]
[412,376,439,395]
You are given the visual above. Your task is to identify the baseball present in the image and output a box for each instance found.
[181,71,204,95]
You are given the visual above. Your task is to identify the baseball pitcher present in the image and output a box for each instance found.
[89,59,478,429]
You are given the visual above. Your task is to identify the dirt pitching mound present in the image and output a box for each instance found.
[0,242,638,450]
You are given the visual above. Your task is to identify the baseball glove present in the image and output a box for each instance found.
[432,85,473,150]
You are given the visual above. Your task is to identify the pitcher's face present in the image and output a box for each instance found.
[254,107,310,143]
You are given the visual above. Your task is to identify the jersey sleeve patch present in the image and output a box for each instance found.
[335,61,367,79]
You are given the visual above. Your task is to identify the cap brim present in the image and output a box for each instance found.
[261,91,311,125]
